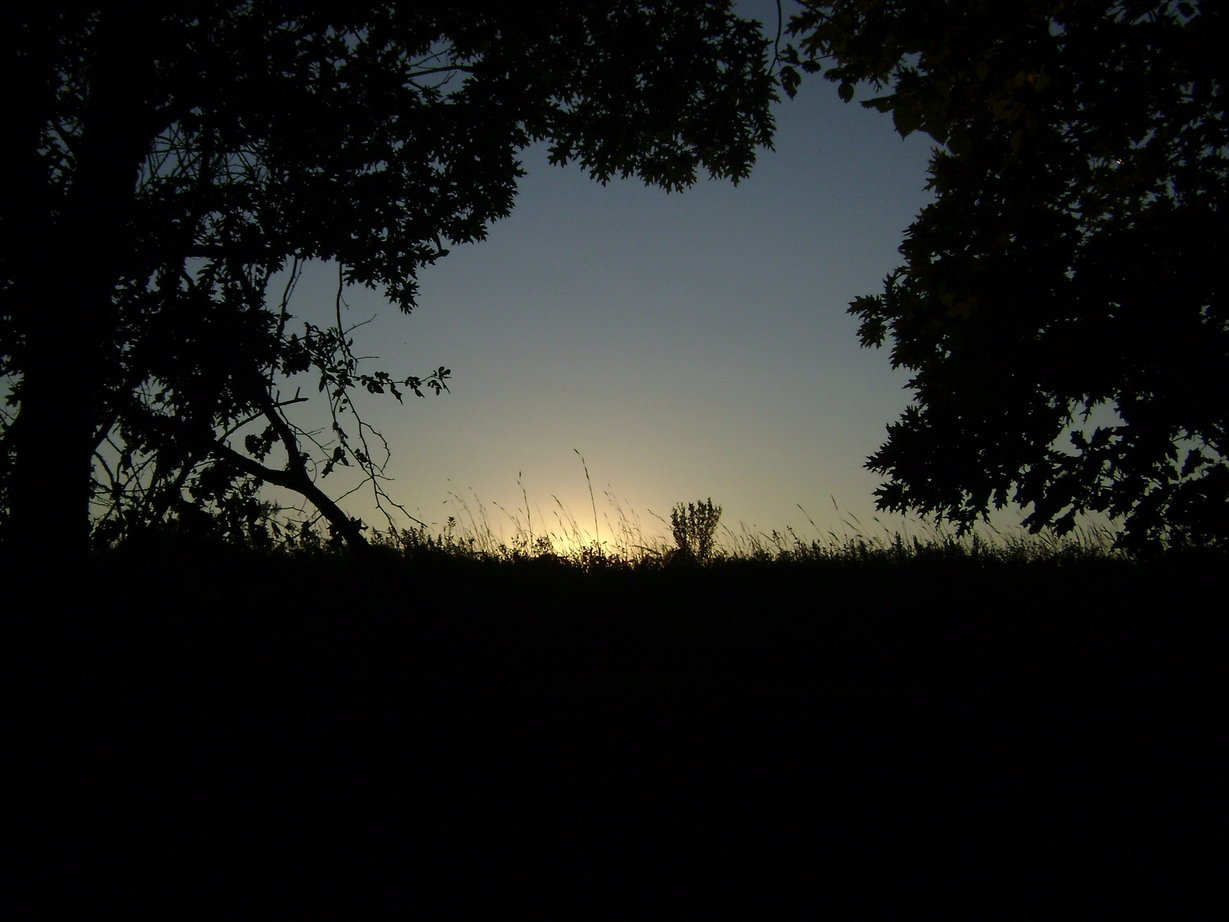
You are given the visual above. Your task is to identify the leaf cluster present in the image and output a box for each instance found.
[786,1,1228,550]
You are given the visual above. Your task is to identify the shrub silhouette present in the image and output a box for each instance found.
[670,498,722,562]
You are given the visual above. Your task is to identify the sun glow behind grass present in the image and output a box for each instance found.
[365,473,1129,569]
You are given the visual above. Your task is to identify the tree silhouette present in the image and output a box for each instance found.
[785,1,1228,550]
[1,2,778,566]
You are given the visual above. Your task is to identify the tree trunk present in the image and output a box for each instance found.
[3,9,159,595]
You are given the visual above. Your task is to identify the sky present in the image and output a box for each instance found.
[268,4,951,552]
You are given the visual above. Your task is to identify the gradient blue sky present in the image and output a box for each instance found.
[273,3,952,550]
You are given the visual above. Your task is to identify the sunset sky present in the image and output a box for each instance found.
[272,3,959,551]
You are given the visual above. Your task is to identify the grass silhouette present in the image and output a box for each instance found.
[14,476,1220,914]
[347,473,1132,574]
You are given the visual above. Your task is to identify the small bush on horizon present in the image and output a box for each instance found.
[670,498,722,563]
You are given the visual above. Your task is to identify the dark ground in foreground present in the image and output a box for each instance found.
[9,546,1223,915]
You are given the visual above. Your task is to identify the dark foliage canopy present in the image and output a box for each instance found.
[0,1,777,559]
[786,0,1228,549]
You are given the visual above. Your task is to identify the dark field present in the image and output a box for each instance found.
[10,542,1222,915]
